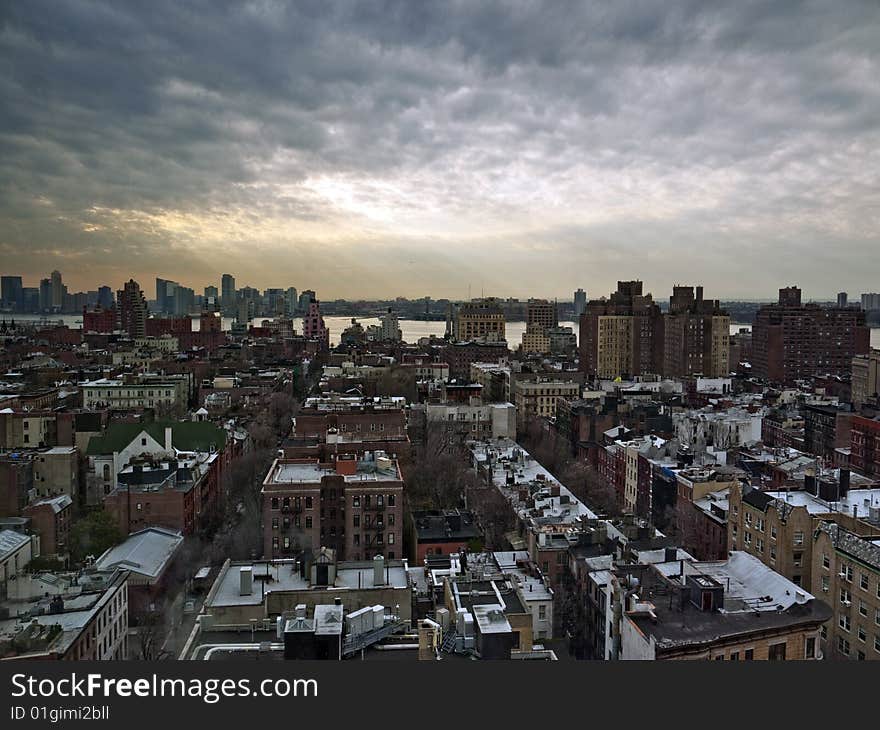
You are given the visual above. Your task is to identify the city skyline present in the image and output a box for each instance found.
[2,2,879,298]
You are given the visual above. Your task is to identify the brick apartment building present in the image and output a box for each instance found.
[22,495,72,555]
[752,286,870,384]
[579,281,662,379]
[262,452,404,562]
[803,404,854,463]
[851,416,880,477]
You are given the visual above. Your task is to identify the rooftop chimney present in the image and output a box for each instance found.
[373,554,385,586]
[164,426,173,453]
[239,566,253,596]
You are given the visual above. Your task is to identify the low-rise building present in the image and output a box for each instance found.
[94,527,184,619]
[262,452,405,562]
[0,568,128,660]
[411,510,482,563]
[617,551,831,660]
[22,495,72,556]
[514,379,580,433]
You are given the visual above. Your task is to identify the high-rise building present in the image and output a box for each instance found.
[752,286,870,384]
[302,296,329,348]
[379,307,403,342]
[155,277,177,314]
[117,279,148,337]
[298,289,316,314]
[284,287,298,316]
[203,285,219,310]
[38,278,52,312]
[579,281,662,378]
[0,276,23,311]
[861,293,880,311]
[221,273,236,315]
[573,288,587,317]
[837,292,848,308]
[264,288,285,316]
[662,286,730,377]
[451,297,506,343]
[50,270,64,311]
[96,285,114,310]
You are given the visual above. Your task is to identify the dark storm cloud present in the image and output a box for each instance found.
[0,0,878,297]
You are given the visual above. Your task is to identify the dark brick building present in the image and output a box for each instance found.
[752,287,870,384]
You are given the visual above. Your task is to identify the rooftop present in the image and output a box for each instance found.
[0,529,30,561]
[94,527,183,581]
[206,558,411,609]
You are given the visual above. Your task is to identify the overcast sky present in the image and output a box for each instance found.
[1,1,878,301]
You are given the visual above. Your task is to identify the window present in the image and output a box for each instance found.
[770,525,777,540]
[793,552,802,568]
[841,564,853,582]
[756,518,765,532]
[745,512,752,526]
[538,605,546,620]
[388,495,395,506]
[744,531,752,545]
[353,496,360,507]
[860,600,868,617]
[822,553,830,569]
[283,537,290,549]
[141,438,147,446]
[768,642,787,661]
[793,531,804,546]
[729,651,739,661]
[875,635,880,653]
[744,648,754,661]
[821,576,829,593]
[839,613,851,632]
[838,637,850,655]
[860,573,870,591]
[756,538,764,553]
[353,515,360,527]
[840,587,852,604]
[305,517,312,529]
[805,637,816,659]
[272,517,279,530]
[388,532,394,544]
[354,534,360,546]
[858,626,867,643]
[305,496,313,509]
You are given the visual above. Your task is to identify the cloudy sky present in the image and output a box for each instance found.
[1,1,878,301]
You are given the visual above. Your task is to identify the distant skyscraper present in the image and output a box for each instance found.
[573,288,587,317]
[298,289,316,314]
[284,287,298,316]
[862,293,880,311]
[117,279,148,337]
[39,278,52,312]
[221,274,235,314]
[837,292,848,308]
[1,276,23,311]
[50,270,65,311]
[96,285,114,310]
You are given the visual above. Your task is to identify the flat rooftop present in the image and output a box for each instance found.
[207,559,411,609]
[267,458,401,485]
[764,486,880,519]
